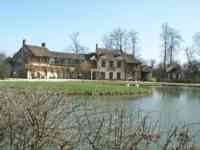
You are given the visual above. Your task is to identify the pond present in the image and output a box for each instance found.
[72,86,200,144]
[77,86,200,123]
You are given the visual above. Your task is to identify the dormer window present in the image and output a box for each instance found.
[117,61,121,68]
[109,61,114,68]
[102,60,106,67]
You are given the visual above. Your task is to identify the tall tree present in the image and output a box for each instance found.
[192,32,200,58]
[185,48,194,65]
[160,23,182,71]
[102,34,113,49]
[128,30,138,57]
[150,59,156,69]
[193,32,200,49]
[68,32,86,54]
[160,23,171,72]
[0,53,9,79]
[168,28,182,65]
[110,28,127,50]
[102,28,127,51]
[102,28,139,56]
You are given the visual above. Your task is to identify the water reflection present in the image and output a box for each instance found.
[155,86,183,99]
[70,86,200,126]
[69,87,200,145]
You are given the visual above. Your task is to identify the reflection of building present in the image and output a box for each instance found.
[13,40,150,80]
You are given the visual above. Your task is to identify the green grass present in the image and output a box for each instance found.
[0,80,150,95]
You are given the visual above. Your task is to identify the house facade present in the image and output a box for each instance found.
[166,64,183,81]
[13,40,150,81]
[91,45,142,80]
[13,40,88,79]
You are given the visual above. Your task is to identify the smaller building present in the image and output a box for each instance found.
[90,45,144,81]
[166,64,183,81]
[141,65,153,81]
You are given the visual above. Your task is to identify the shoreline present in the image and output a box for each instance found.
[62,90,152,97]
[1,79,200,87]
[0,80,151,97]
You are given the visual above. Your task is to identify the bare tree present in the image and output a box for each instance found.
[160,23,171,72]
[110,28,127,50]
[102,34,114,49]
[185,48,195,66]
[160,23,182,74]
[68,32,87,54]
[193,32,200,50]
[128,30,138,58]
[0,53,10,79]
[0,88,199,150]
[150,59,156,69]
[191,32,200,61]
[102,28,128,51]
[102,28,139,57]
[168,28,182,65]
[0,89,79,150]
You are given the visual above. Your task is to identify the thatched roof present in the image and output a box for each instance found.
[49,51,85,60]
[24,44,85,60]
[142,65,152,73]
[166,64,181,73]
[96,48,122,57]
[124,54,141,64]
[25,45,49,57]
[96,48,141,64]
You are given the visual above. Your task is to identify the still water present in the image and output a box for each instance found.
[73,86,200,144]
[80,86,200,124]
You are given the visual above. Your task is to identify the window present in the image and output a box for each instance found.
[117,72,121,80]
[71,59,80,64]
[75,59,80,64]
[60,59,65,65]
[65,59,71,64]
[101,60,106,67]
[101,72,105,79]
[109,61,114,68]
[49,58,55,64]
[117,61,121,68]
[55,58,60,64]
[109,72,113,80]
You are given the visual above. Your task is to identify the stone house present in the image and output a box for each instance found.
[90,45,143,80]
[166,64,183,81]
[13,41,150,81]
[13,40,86,79]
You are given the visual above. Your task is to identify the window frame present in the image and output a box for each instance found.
[117,61,121,68]
[101,60,106,67]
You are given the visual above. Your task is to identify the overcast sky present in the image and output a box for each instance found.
[1,0,200,63]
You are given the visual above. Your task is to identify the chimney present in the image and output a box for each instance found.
[22,39,26,47]
[119,45,123,54]
[120,45,122,51]
[41,42,46,47]
[96,43,98,50]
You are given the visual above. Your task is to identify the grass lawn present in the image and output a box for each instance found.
[0,80,150,95]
